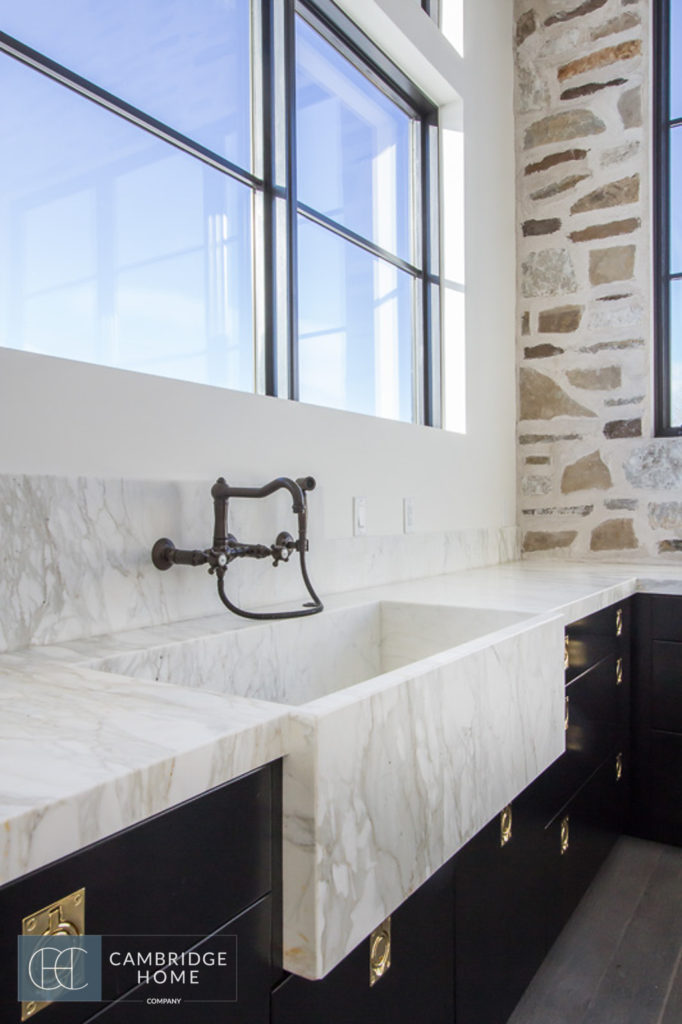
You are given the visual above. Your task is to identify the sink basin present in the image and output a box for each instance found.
[87,601,531,706]
[88,598,565,981]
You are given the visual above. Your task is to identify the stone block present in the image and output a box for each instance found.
[601,140,640,167]
[618,86,642,128]
[589,245,636,285]
[568,217,640,242]
[525,343,565,358]
[518,62,550,114]
[586,296,644,330]
[524,110,606,149]
[523,218,562,236]
[560,77,626,100]
[561,450,613,493]
[526,455,550,464]
[570,174,640,213]
[523,530,578,552]
[648,502,682,529]
[531,174,590,200]
[659,540,682,554]
[590,518,638,550]
[521,367,596,419]
[591,12,641,40]
[523,505,593,516]
[605,498,638,510]
[525,149,588,175]
[538,305,583,333]
[605,395,643,407]
[520,433,582,443]
[545,0,608,27]
[567,366,621,390]
[522,249,578,296]
[522,475,552,496]
[558,39,642,81]
[516,9,537,45]
[603,417,641,438]
[624,441,682,489]
[580,338,643,353]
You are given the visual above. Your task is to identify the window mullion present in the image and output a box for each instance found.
[283,0,299,402]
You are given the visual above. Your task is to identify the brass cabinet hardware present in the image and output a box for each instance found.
[565,695,570,731]
[500,805,512,847]
[616,658,623,686]
[560,816,570,855]
[369,917,391,986]
[21,889,85,1020]
[616,607,623,636]
[616,752,623,782]
[564,633,570,670]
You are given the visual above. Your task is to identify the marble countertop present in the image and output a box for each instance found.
[2,558,681,893]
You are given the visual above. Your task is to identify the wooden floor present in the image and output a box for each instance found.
[508,837,682,1024]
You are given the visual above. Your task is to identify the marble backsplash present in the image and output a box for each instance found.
[0,474,520,653]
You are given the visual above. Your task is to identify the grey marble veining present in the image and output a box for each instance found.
[0,473,520,653]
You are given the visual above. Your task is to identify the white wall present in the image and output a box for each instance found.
[0,0,517,541]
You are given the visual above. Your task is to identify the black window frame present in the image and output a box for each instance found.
[654,0,682,435]
[0,0,441,427]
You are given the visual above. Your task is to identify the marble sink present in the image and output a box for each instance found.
[88,600,531,706]
[88,599,566,979]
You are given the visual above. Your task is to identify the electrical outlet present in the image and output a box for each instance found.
[403,497,415,534]
[353,496,367,536]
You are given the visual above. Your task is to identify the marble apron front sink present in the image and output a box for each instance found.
[89,600,566,979]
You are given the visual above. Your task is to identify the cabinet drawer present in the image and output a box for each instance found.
[652,641,682,733]
[648,732,682,845]
[545,750,627,945]
[650,595,682,641]
[272,859,455,1024]
[565,600,629,683]
[0,764,276,1024]
[454,796,550,1024]
[90,895,272,1024]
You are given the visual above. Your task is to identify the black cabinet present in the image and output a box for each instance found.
[632,594,682,846]
[454,793,550,1024]
[454,598,630,1024]
[0,762,280,1024]
[271,859,455,1024]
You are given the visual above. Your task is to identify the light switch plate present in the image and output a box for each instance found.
[353,496,367,536]
[403,497,415,534]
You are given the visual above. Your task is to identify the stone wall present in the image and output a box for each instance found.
[515,0,682,560]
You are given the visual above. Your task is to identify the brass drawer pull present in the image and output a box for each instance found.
[565,695,570,731]
[560,815,570,855]
[616,752,623,782]
[369,918,391,986]
[500,804,513,846]
[21,889,85,1021]
[616,607,623,636]
[564,634,570,669]
[616,658,623,686]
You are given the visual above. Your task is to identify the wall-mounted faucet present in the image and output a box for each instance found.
[151,476,323,620]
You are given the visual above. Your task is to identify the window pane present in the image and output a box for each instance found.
[670,279,682,426]
[295,17,414,263]
[297,217,413,421]
[0,54,254,392]
[672,126,682,274]
[2,0,252,169]
[671,0,682,120]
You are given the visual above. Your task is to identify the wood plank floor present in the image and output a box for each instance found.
[508,837,682,1024]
